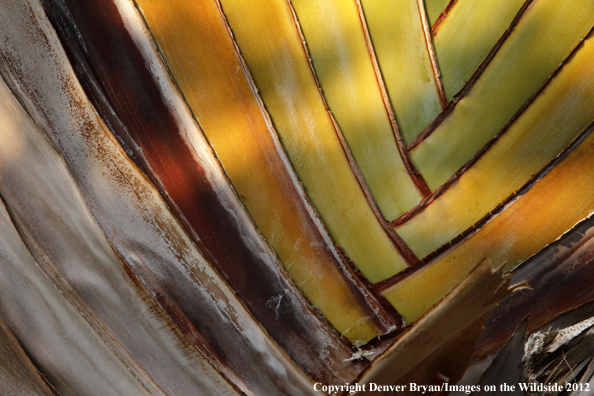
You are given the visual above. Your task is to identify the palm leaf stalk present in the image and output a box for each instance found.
[0,0,594,394]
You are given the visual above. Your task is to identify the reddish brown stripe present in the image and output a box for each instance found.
[53,0,367,384]
[431,0,459,35]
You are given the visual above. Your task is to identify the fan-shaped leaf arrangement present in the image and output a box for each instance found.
[1,0,594,394]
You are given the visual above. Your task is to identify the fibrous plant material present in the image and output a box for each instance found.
[131,0,399,345]
[290,0,425,219]
[521,306,594,394]
[0,0,321,392]
[394,30,594,258]
[360,0,445,145]
[0,315,57,395]
[477,216,594,356]
[0,72,238,396]
[382,124,594,324]
[409,0,594,190]
[44,0,371,383]
[433,0,527,100]
[468,303,594,396]
[2,0,594,391]
[0,201,153,396]
[218,0,413,282]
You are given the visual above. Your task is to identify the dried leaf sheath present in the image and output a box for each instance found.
[359,0,445,146]
[218,0,412,282]
[477,215,594,355]
[0,71,238,396]
[394,30,594,259]
[474,318,527,392]
[53,0,373,383]
[383,121,594,324]
[0,200,152,396]
[0,0,320,393]
[0,316,57,395]
[289,0,424,219]
[132,0,399,344]
[409,0,594,190]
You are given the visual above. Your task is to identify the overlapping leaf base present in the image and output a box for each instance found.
[1,0,594,394]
